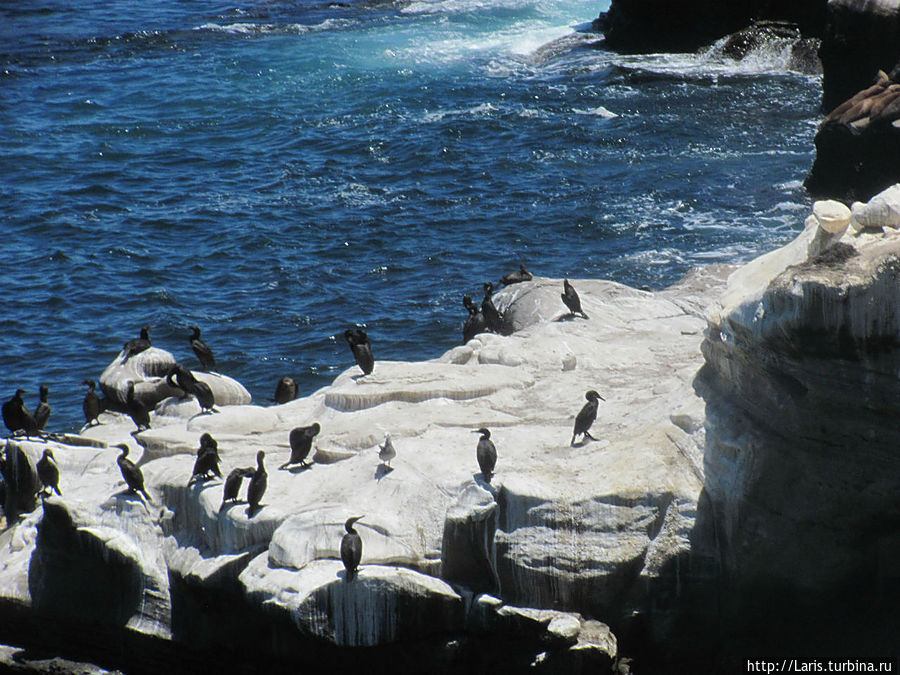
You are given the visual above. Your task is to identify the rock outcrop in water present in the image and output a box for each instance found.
[805,70,900,202]
[3,188,900,671]
[598,0,826,53]
[819,0,900,113]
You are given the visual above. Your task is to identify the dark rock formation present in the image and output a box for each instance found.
[805,71,900,202]
[598,0,827,53]
[819,0,900,113]
[711,20,821,74]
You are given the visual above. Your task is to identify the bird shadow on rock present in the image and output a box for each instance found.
[553,312,583,322]
[246,504,264,518]
[280,463,312,474]
[374,464,394,481]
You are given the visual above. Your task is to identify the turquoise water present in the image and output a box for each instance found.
[1,0,820,430]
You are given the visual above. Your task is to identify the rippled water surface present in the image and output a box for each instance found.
[1,0,821,430]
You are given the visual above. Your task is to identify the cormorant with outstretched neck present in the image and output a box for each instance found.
[34,384,51,430]
[499,264,533,286]
[122,325,151,362]
[220,467,255,512]
[378,434,396,468]
[3,389,38,437]
[280,423,320,470]
[116,444,151,501]
[462,295,487,343]
[273,377,297,404]
[189,325,216,371]
[344,328,374,376]
[125,381,151,431]
[474,427,497,483]
[37,449,61,496]
[571,390,604,446]
[189,433,222,485]
[82,379,102,428]
[246,451,267,517]
[341,515,365,581]
[561,279,588,319]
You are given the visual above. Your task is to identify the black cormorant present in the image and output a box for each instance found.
[474,427,497,483]
[344,329,374,376]
[273,376,298,404]
[189,325,216,371]
[116,444,151,501]
[189,433,222,485]
[3,389,38,437]
[220,467,255,512]
[499,264,533,286]
[562,279,588,319]
[246,450,267,517]
[125,381,151,431]
[37,448,61,496]
[378,434,396,468]
[34,384,51,430]
[571,390,604,446]
[280,423,320,470]
[166,364,198,398]
[191,380,217,414]
[462,295,487,343]
[82,379,102,428]
[340,515,365,581]
[122,325,151,362]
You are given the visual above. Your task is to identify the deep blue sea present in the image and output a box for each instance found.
[1,0,821,432]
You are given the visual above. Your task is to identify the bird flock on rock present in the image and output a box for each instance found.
[3,268,607,581]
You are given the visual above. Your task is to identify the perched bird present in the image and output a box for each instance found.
[280,423,320,470]
[474,427,497,483]
[37,448,61,496]
[191,380,217,414]
[189,325,216,371]
[125,381,151,432]
[462,295,487,343]
[340,515,365,581]
[571,390,605,447]
[246,450,267,517]
[166,364,198,398]
[82,379,102,428]
[273,376,298,404]
[116,444,151,501]
[189,433,222,485]
[344,328,374,376]
[122,325,151,362]
[3,389,39,437]
[499,264,533,286]
[219,467,255,512]
[481,282,505,335]
[34,384,51,430]
[561,279,588,319]
[378,434,396,468]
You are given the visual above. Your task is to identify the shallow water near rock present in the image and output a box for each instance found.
[2,1,818,431]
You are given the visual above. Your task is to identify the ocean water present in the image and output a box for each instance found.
[1,0,821,432]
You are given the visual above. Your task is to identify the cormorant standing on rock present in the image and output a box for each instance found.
[474,427,497,483]
[481,282,505,335]
[341,515,364,581]
[344,328,374,376]
[562,279,588,319]
[189,433,221,485]
[247,450,267,517]
[192,380,217,414]
[571,390,604,447]
[3,389,38,437]
[220,467,255,512]
[37,449,61,496]
[116,444,151,501]
[166,364,198,398]
[378,434,396,468]
[462,295,487,343]
[34,384,51,431]
[122,325,151,362]
[280,423,320,470]
[189,325,216,372]
[82,380,102,428]
[125,381,151,432]
[273,377,298,404]
[499,264,533,286]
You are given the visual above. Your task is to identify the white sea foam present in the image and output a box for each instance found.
[194,18,354,36]
[572,106,618,118]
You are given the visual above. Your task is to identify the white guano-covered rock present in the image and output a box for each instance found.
[813,199,851,233]
[849,183,900,230]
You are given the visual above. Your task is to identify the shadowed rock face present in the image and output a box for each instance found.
[599,0,826,53]
[694,189,900,656]
[819,0,900,113]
